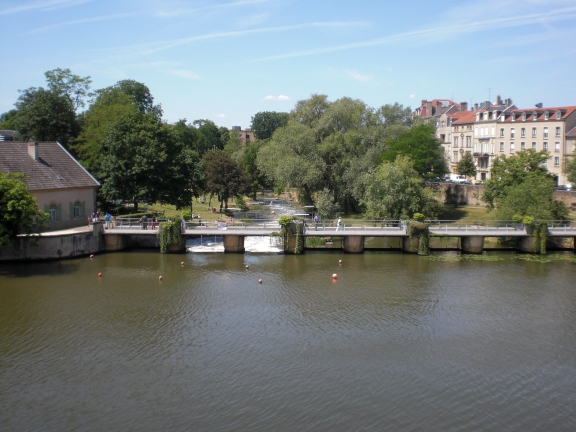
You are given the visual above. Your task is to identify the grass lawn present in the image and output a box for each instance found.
[437,204,494,222]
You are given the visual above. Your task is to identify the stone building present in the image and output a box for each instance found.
[0,141,100,231]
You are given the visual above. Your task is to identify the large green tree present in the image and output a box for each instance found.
[193,120,226,152]
[201,150,248,210]
[361,155,443,220]
[250,111,289,140]
[564,156,576,184]
[44,67,92,111]
[10,87,79,146]
[99,112,202,212]
[481,150,554,209]
[0,173,48,246]
[239,142,268,199]
[379,123,447,179]
[456,152,477,178]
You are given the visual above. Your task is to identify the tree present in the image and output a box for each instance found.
[44,67,92,111]
[11,87,79,146]
[481,150,553,209]
[171,119,207,155]
[316,188,339,220]
[239,143,269,199]
[456,152,477,178]
[99,111,203,212]
[290,94,330,129]
[361,155,443,220]
[495,177,568,220]
[256,122,325,204]
[201,150,248,210]
[251,111,289,140]
[0,109,19,131]
[0,173,48,245]
[193,120,226,151]
[564,156,576,184]
[223,129,244,157]
[91,80,160,116]
[379,123,447,179]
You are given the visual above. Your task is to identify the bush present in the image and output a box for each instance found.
[512,215,523,223]
[522,216,534,226]
[182,209,192,220]
[412,213,426,222]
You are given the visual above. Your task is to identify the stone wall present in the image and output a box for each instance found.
[437,183,576,208]
[0,223,103,262]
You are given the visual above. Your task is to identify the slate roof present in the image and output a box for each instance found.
[0,141,100,191]
[566,126,576,138]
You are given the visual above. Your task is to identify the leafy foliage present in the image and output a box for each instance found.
[0,173,48,245]
[99,111,203,212]
[361,156,443,220]
[44,67,92,111]
[316,188,338,220]
[201,150,248,209]
[251,111,289,140]
[158,218,182,253]
[456,152,477,178]
[564,156,576,184]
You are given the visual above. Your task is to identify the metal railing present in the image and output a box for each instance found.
[426,220,519,231]
[107,217,169,230]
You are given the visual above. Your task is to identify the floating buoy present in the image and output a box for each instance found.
[90,254,94,259]
[180,262,184,266]
[159,276,163,281]
[245,265,249,269]
[332,273,338,279]
[258,279,263,284]
[338,259,342,264]
[98,272,102,277]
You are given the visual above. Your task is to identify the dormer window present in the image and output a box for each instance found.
[556,111,562,120]
[544,111,549,121]
[533,112,538,121]
[483,112,488,121]
[476,113,481,121]
[511,113,515,122]
[522,113,526,121]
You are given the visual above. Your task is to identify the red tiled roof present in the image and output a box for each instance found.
[452,112,477,124]
[0,141,100,191]
[500,106,576,122]
[447,110,473,119]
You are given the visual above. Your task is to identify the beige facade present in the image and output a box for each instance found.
[34,187,98,231]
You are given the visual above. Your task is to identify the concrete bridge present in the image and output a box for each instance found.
[102,219,576,254]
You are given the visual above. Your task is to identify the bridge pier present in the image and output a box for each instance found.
[223,235,245,253]
[461,236,484,254]
[402,237,418,253]
[342,236,364,253]
[284,223,304,254]
[103,233,128,251]
[517,236,536,253]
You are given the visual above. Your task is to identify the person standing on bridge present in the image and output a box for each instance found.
[105,212,112,229]
[314,214,319,230]
[336,217,342,232]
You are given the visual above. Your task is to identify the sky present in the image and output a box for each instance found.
[1,0,576,129]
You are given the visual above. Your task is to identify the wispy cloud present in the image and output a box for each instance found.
[0,0,93,15]
[164,69,201,80]
[24,12,138,34]
[409,95,415,99]
[218,114,226,118]
[155,0,271,17]
[135,21,369,55]
[262,95,291,101]
[346,70,371,81]
[247,6,576,62]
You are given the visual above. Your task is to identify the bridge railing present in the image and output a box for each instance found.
[542,220,576,231]
[308,220,403,232]
[183,219,281,231]
[426,220,518,231]
[110,217,169,230]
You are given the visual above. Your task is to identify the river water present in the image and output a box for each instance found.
[1,251,575,431]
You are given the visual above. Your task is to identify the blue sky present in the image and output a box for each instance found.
[1,0,576,128]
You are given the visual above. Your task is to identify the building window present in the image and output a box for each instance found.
[555,127,561,137]
[556,111,561,120]
[532,142,536,151]
[544,112,549,121]
[500,142,504,152]
[522,113,526,121]
[74,201,81,218]
[474,128,478,137]
[454,137,458,147]
[453,152,459,163]
[554,156,560,166]
[555,142,560,152]
[49,205,57,221]
[543,142,548,150]
[521,128,526,137]
[510,143,515,154]
[500,128,505,137]
[521,142,526,151]
[511,113,515,122]
[510,128,515,139]
[466,136,471,147]
[543,127,548,138]
[533,112,538,121]
[543,158,547,166]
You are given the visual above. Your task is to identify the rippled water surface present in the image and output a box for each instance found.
[1,251,575,431]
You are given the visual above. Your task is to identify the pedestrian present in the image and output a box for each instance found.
[105,212,112,229]
[336,217,342,232]
[314,214,319,230]
[138,214,148,230]
[152,216,156,230]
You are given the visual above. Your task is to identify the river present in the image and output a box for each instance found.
[1,251,575,431]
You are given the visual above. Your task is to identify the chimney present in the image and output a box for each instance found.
[28,141,38,160]
[484,101,492,109]
[496,94,502,105]
[474,103,478,110]
[425,101,433,117]
[460,102,468,112]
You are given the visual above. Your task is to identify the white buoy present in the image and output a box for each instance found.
[332,273,338,279]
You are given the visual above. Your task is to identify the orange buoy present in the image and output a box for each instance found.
[159,276,163,281]
[258,279,263,284]
[98,272,102,277]
[245,265,249,269]
[90,254,94,259]
[332,273,338,279]
[180,262,184,266]
[338,259,342,264]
